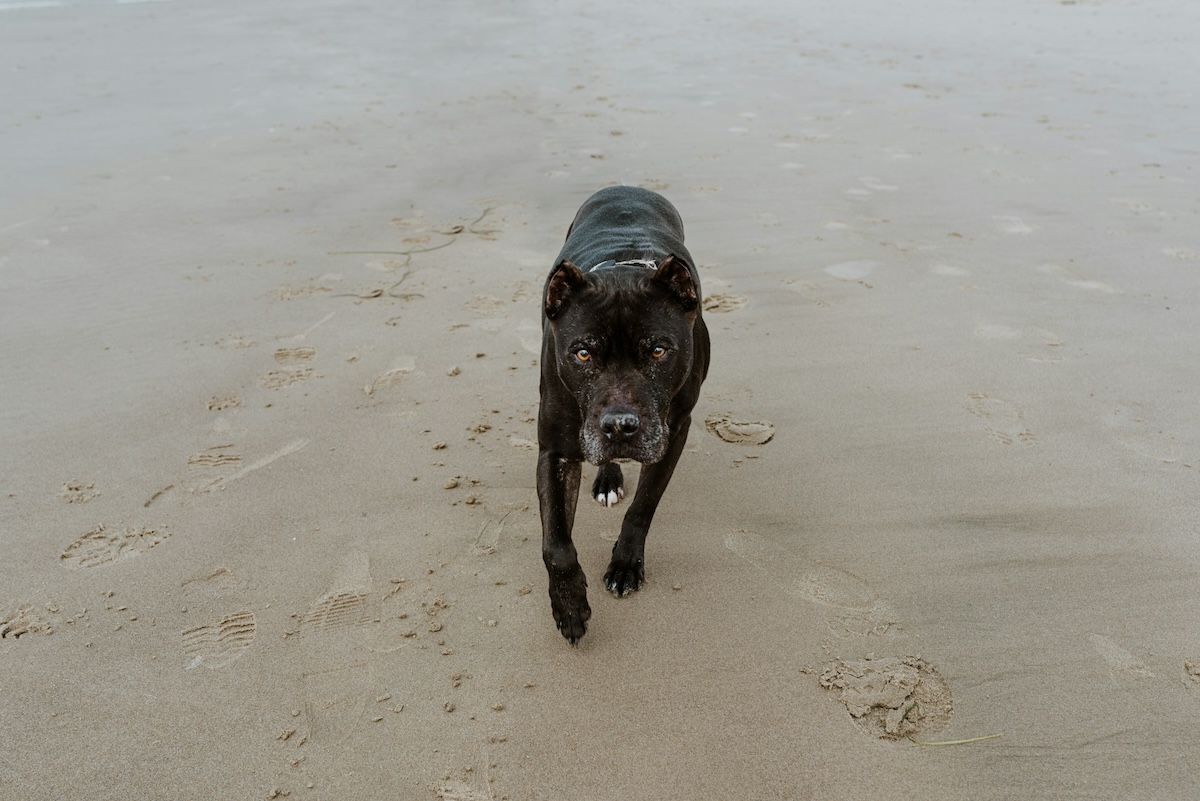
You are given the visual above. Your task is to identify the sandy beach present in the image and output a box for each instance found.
[2,0,1199,798]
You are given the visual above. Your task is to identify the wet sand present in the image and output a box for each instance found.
[2,0,1199,798]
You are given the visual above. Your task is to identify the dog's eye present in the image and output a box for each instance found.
[651,346,667,359]
[574,348,591,363]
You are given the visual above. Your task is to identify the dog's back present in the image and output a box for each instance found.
[557,186,692,275]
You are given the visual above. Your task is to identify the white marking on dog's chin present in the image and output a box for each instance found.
[581,429,607,467]
[581,421,669,466]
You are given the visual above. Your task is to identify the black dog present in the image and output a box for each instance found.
[537,186,710,644]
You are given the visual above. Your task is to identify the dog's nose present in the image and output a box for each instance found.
[600,410,640,441]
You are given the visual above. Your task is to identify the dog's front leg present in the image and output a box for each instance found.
[537,449,590,643]
[604,416,693,596]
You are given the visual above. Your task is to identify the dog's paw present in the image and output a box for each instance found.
[603,557,645,597]
[592,463,625,507]
[548,569,591,645]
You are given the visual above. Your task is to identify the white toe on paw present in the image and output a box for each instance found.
[606,490,619,507]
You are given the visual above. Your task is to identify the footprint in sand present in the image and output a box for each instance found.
[276,283,334,301]
[260,367,313,389]
[1,605,55,639]
[473,510,514,556]
[858,176,900,193]
[1017,329,1065,364]
[215,334,256,350]
[435,781,493,801]
[274,347,316,364]
[465,295,509,316]
[364,356,416,396]
[206,394,242,411]
[475,317,542,356]
[282,555,461,745]
[973,324,1064,363]
[187,447,243,491]
[292,556,445,748]
[819,655,953,740]
[60,525,170,570]
[705,414,775,445]
[783,279,852,308]
[1107,197,1164,218]
[965,392,1037,446]
[1103,403,1184,466]
[181,568,256,669]
[260,344,317,388]
[299,662,373,748]
[1037,263,1120,295]
[824,260,878,282]
[508,435,536,451]
[702,293,747,313]
[186,440,309,494]
[181,566,241,594]
[1089,634,1154,680]
[58,481,100,504]
[468,490,536,553]
[182,611,257,670]
[1184,661,1200,689]
[973,323,1022,341]
[297,552,379,746]
[724,529,897,637]
[304,579,372,634]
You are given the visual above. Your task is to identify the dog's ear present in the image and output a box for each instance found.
[545,259,586,319]
[652,255,699,311]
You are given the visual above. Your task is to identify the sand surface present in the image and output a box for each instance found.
[3,0,1199,798]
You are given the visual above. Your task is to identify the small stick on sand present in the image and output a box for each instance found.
[908,733,1003,746]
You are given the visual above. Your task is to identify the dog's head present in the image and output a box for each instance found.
[542,255,700,465]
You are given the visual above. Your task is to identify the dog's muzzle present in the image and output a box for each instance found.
[581,407,667,466]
